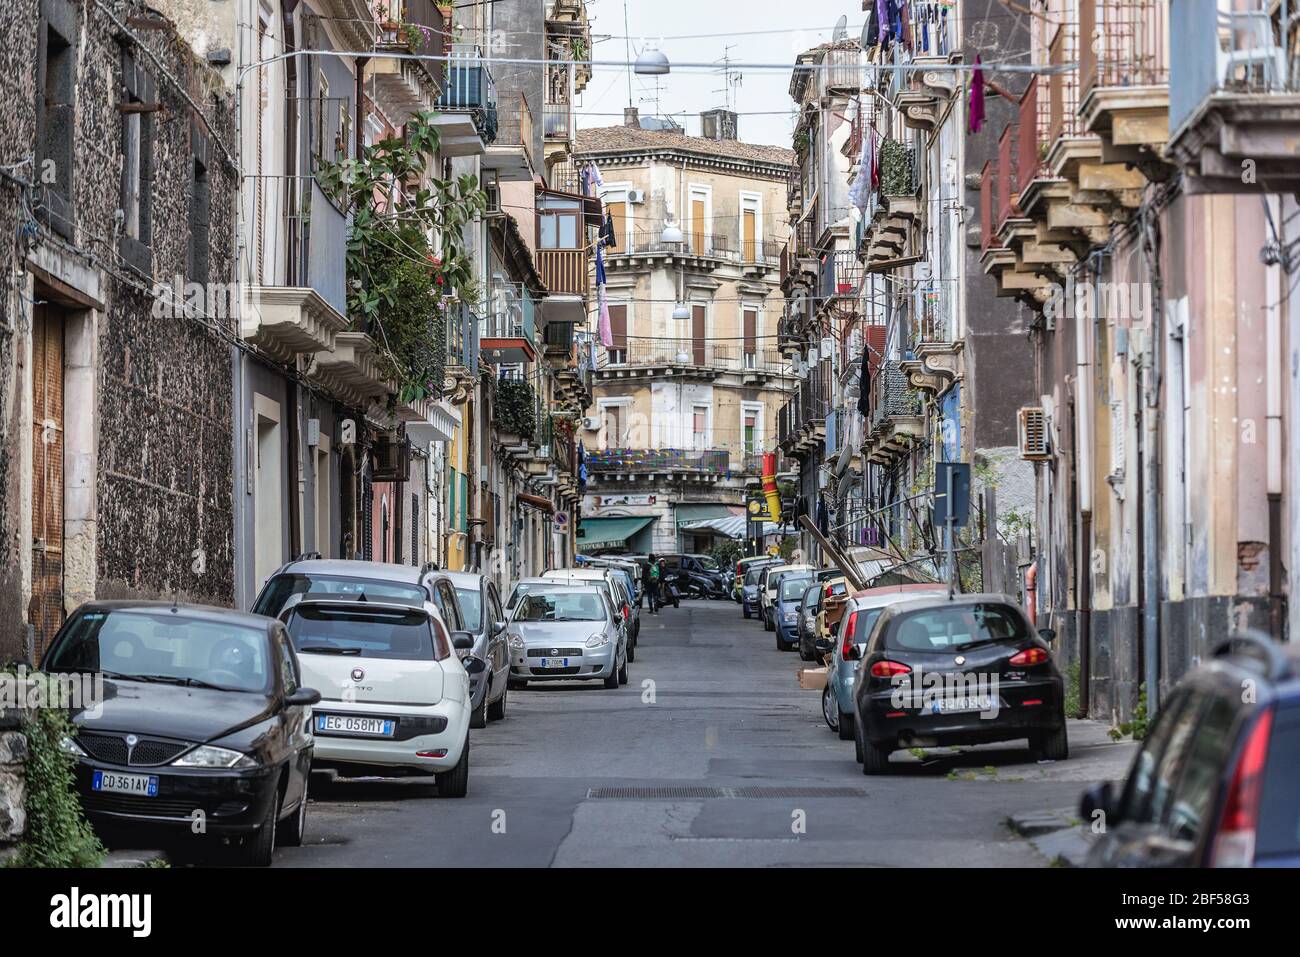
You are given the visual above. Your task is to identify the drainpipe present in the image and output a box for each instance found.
[1075,283,1094,719]
[1265,196,1285,640]
[1141,205,1162,717]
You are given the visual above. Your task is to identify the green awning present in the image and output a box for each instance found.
[576,516,655,551]
[674,504,739,526]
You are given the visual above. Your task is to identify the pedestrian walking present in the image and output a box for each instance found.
[644,553,661,614]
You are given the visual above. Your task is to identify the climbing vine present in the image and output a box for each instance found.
[317,110,488,404]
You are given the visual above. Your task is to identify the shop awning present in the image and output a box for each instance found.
[679,516,781,540]
[576,515,654,551]
[674,503,741,526]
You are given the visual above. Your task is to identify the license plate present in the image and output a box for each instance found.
[539,657,569,668]
[931,695,993,715]
[316,715,395,736]
[92,770,158,797]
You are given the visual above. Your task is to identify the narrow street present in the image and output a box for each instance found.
[277,600,1127,867]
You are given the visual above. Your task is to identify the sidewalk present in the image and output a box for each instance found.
[1004,719,1138,866]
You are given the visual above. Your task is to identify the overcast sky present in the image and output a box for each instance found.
[578,0,868,147]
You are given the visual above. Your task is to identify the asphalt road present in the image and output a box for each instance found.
[266,599,1130,867]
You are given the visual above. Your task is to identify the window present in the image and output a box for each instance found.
[1165,694,1237,845]
[602,403,625,450]
[743,308,758,367]
[119,48,156,272]
[337,99,351,162]
[692,405,709,451]
[538,195,581,249]
[315,72,329,165]
[689,186,710,254]
[744,411,758,456]
[188,128,211,286]
[275,632,299,694]
[607,303,627,364]
[36,0,76,238]
[740,192,761,262]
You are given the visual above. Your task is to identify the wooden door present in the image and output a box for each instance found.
[743,209,756,261]
[30,306,64,660]
[691,198,705,254]
[608,200,627,251]
[743,308,757,367]
[608,303,627,360]
[692,304,706,366]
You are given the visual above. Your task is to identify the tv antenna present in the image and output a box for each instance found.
[713,45,743,111]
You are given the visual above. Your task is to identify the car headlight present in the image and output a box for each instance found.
[585,633,610,648]
[784,610,798,623]
[59,736,86,757]
[509,635,524,650]
[170,745,258,770]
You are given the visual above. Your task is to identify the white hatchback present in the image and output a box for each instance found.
[283,599,473,797]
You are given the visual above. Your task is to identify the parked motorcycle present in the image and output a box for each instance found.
[659,572,683,608]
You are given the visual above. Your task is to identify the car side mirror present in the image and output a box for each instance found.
[1038,627,1057,645]
[1079,781,1118,825]
[451,631,475,651]
[285,686,321,707]
[491,620,507,637]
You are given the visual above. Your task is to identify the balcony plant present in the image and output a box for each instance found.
[879,139,913,197]
[496,377,537,441]
[318,110,487,404]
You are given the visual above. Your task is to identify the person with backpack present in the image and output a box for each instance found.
[644,553,661,614]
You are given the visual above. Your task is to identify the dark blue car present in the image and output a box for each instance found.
[772,575,812,651]
[1083,633,1300,867]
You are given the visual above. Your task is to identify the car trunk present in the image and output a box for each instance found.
[300,654,445,706]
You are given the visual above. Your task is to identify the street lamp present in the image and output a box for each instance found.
[660,217,684,245]
[635,44,670,76]
[671,302,690,321]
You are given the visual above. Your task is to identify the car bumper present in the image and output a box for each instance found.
[776,619,799,642]
[511,644,617,681]
[74,760,281,835]
[858,676,1064,750]
[310,698,469,772]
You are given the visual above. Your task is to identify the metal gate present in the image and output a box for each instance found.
[30,306,65,661]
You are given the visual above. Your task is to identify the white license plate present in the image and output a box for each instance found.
[931,696,993,715]
[539,657,569,668]
[316,715,395,736]
[92,770,158,797]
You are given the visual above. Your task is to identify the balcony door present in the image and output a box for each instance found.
[692,304,706,366]
[30,305,64,660]
[743,307,758,368]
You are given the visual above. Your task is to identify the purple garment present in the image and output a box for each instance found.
[968,55,985,134]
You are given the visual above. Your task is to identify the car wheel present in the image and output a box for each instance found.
[821,686,838,732]
[240,788,280,866]
[853,717,864,764]
[627,642,636,663]
[487,682,507,721]
[1031,721,1069,761]
[436,738,470,798]
[618,655,629,685]
[508,678,527,690]
[774,630,786,651]
[798,642,812,662]
[742,606,751,619]
[603,663,620,689]
[859,728,890,775]
[469,683,489,729]
[277,776,308,848]
[837,709,855,742]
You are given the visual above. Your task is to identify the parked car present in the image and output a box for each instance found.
[542,567,637,658]
[44,601,320,867]
[662,554,730,599]
[772,574,814,651]
[444,571,510,728]
[506,586,628,689]
[823,585,946,741]
[734,555,779,602]
[760,563,812,631]
[282,599,472,797]
[797,577,849,661]
[795,582,822,660]
[851,594,1068,774]
[252,558,435,616]
[1081,633,1300,867]
[740,563,771,620]
[579,556,643,605]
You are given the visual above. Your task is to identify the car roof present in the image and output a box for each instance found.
[518,585,602,595]
[848,586,948,610]
[441,571,485,588]
[67,601,276,631]
[544,568,610,579]
[877,592,1024,617]
[273,558,425,583]
[289,598,433,617]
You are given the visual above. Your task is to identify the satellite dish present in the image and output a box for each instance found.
[860,17,872,48]
[833,14,848,42]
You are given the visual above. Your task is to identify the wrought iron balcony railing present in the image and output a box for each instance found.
[436,44,498,143]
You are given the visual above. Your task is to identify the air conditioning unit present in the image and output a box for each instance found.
[1018,407,1051,460]
[371,435,412,481]
[626,188,645,204]
[581,416,601,431]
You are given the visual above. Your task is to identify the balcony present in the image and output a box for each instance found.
[371,0,445,122]
[861,140,920,265]
[485,91,534,181]
[480,281,537,364]
[596,338,787,381]
[544,100,572,142]
[321,0,378,50]
[495,375,538,454]
[586,447,733,483]
[1167,1,1300,192]
[902,295,960,396]
[1076,0,1171,177]
[442,302,478,402]
[818,248,863,305]
[536,248,589,315]
[776,361,832,458]
[553,330,595,411]
[432,44,498,154]
[864,360,924,465]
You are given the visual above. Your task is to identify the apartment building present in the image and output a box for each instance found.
[572,115,796,555]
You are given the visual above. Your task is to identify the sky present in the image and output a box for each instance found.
[577,0,870,148]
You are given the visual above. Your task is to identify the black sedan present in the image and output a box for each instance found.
[850,594,1068,774]
[41,601,320,866]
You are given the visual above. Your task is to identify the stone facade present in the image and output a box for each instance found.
[0,712,26,847]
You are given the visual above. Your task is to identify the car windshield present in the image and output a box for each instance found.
[286,605,437,660]
[513,592,608,622]
[695,556,720,571]
[886,604,1028,652]
[781,578,812,601]
[744,566,768,585]
[253,573,425,616]
[455,587,483,630]
[44,610,271,693]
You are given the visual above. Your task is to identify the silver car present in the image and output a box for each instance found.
[507,586,628,689]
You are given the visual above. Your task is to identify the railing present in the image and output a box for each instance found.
[745,238,784,265]
[786,163,803,211]
[543,100,572,140]
[250,172,349,317]
[484,280,537,345]
[1079,0,1169,98]
[375,0,446,83]
[1047,21,1084,147]
[495,90,534,167]
[548,160,581,194]
[586,448,732,474]
[913,291,948,347]
[616,225,784,264]
[996,121,1019,230]
[1170,0,1299,134]
[818,44,863,96]
[1016,76,1051,193]
[553,421,578,476]
[597,338,787,373]
[869,359,921,433]
[445,302,479,375]
[542,317,573,354]
[980,160,998,252]
[536,248,588,296]
[436,44,498,143]
[820,249,863,300]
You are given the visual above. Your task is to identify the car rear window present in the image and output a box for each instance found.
[287,605,441,660]
[886,603,1029,652]
[849,608,886,644]
[781,578,812,601]
[253,574,426,616]
[455,587,483,630]
[513,591,608,622]
[1258,707,1300,857]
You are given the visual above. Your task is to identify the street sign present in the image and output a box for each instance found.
[932,462,971,529]
[746,494,773,521]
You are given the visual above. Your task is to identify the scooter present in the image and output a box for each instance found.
[659,572,683,608]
